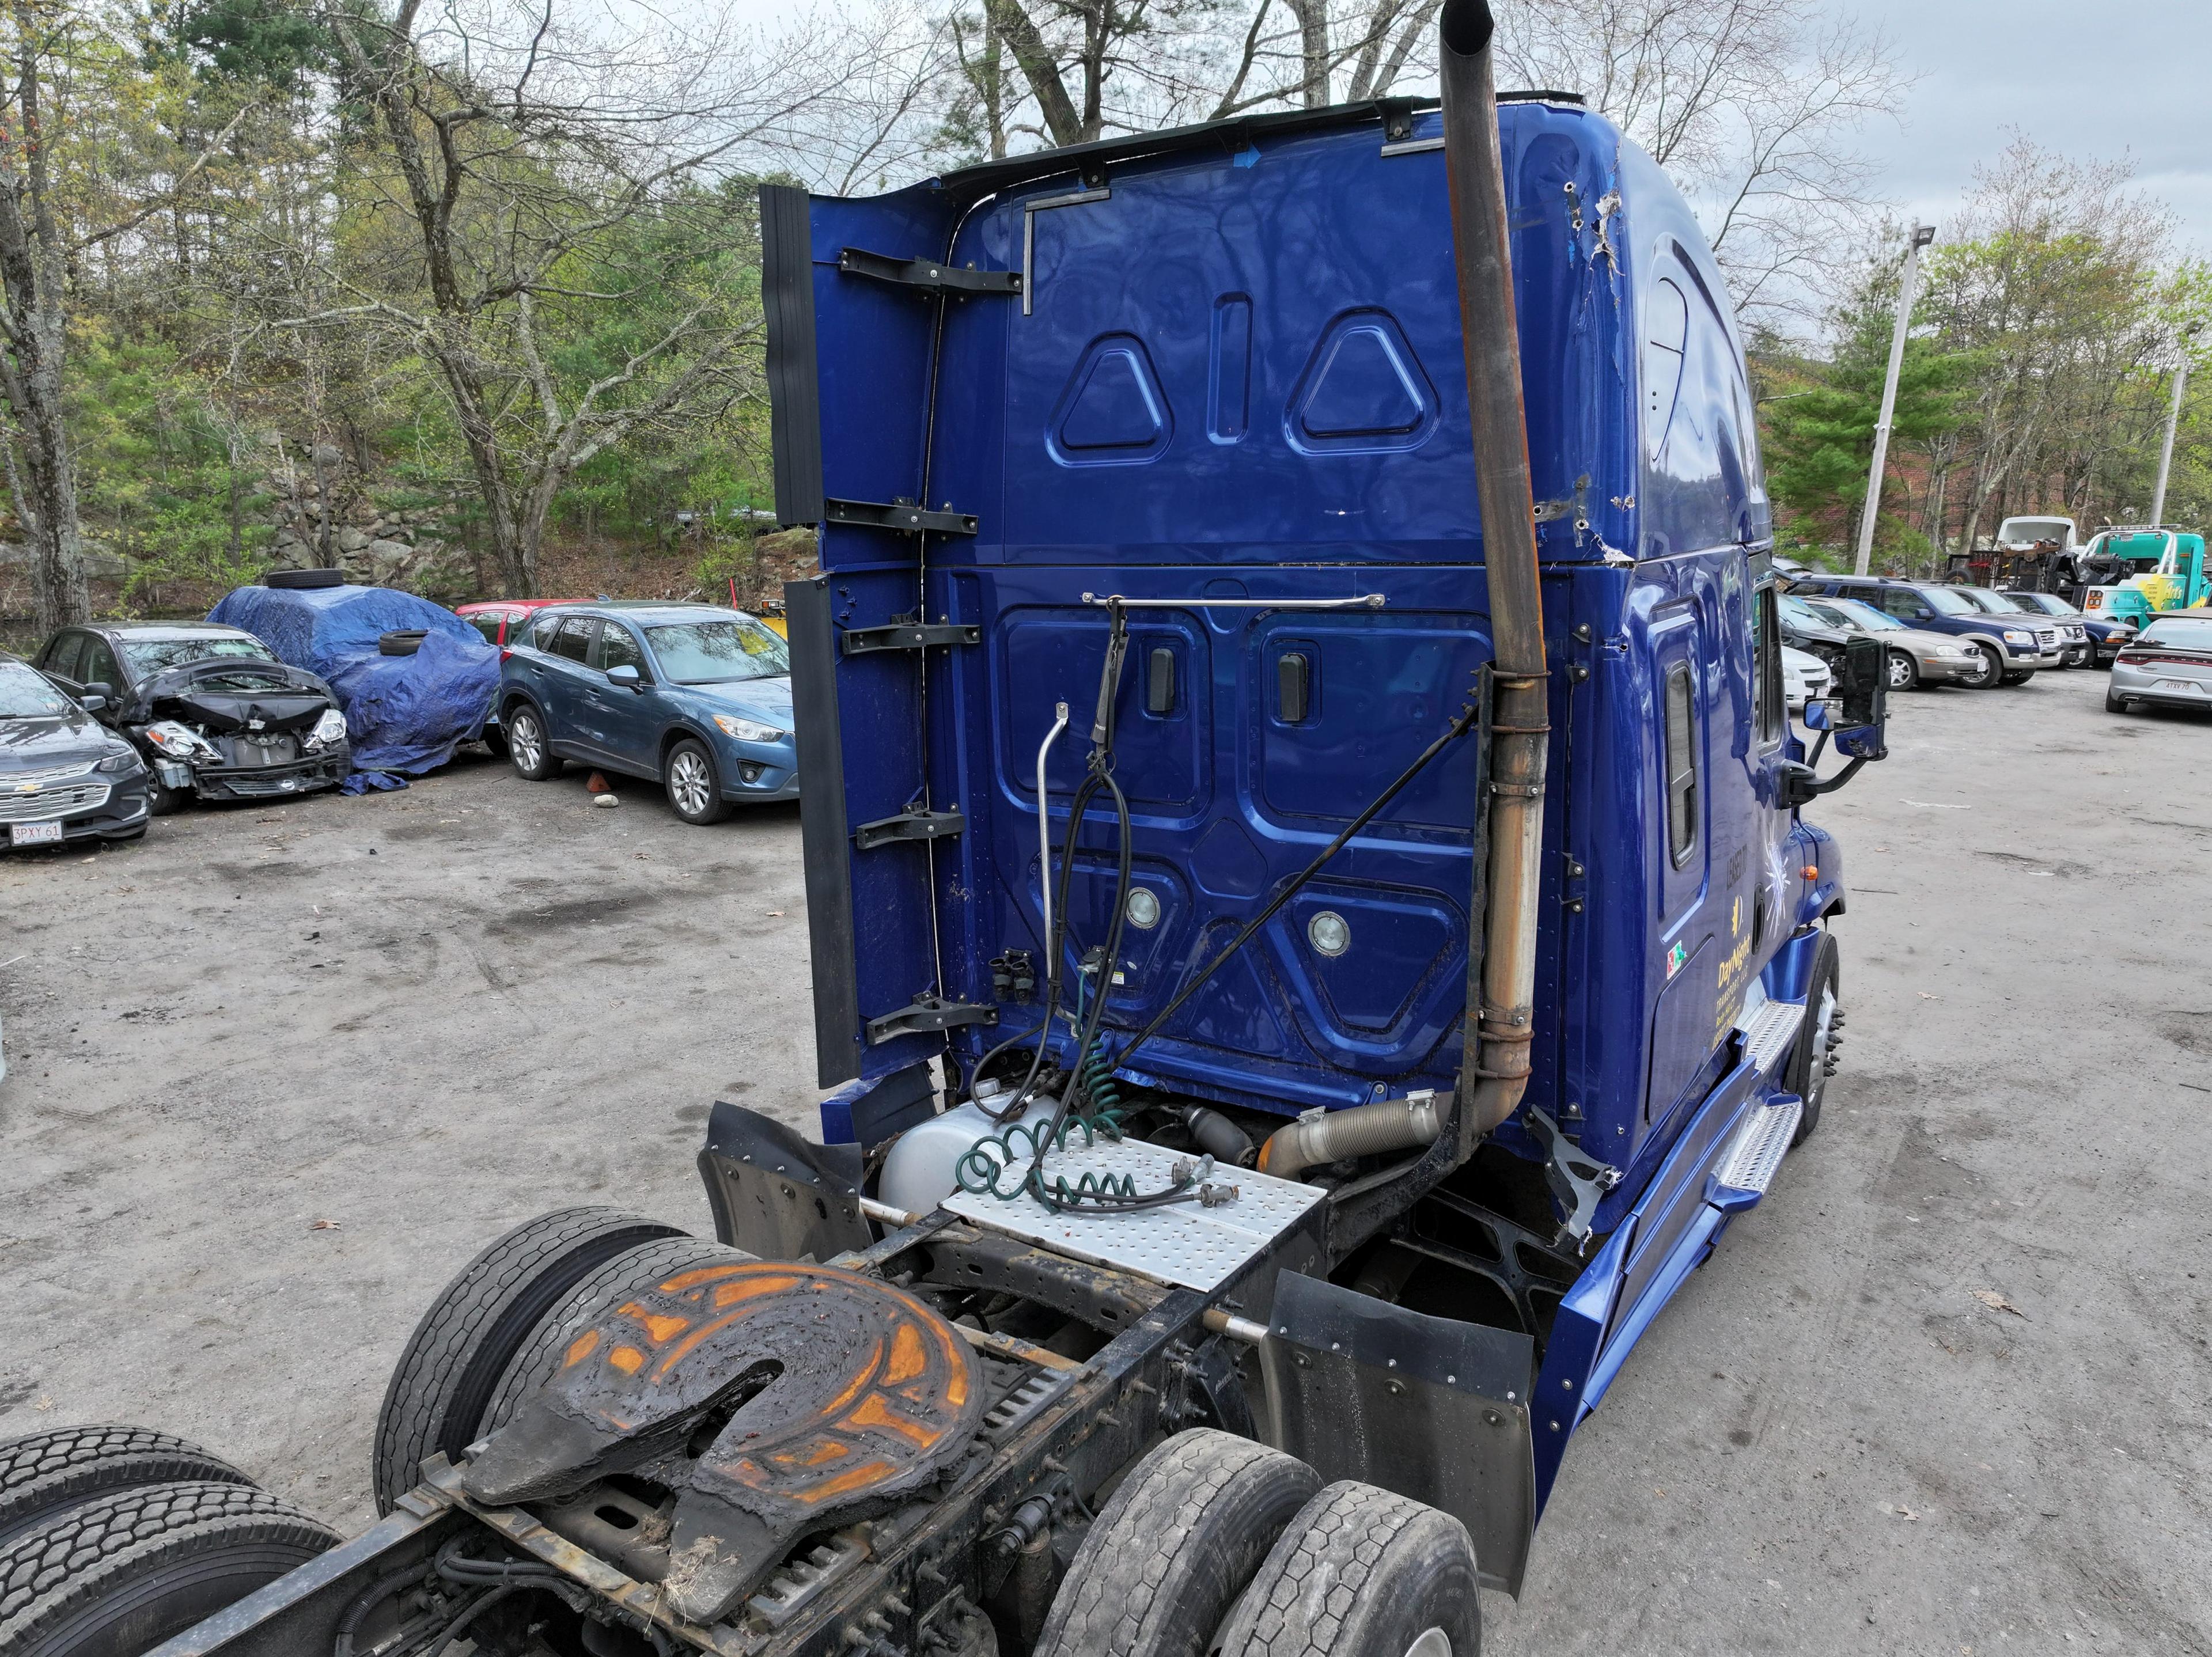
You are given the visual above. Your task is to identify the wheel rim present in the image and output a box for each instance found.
[510,714,541,771]
[1804,981,1839,1115]
[1405,1631,1452,1657]
[1887,653,1912,689]
[1965,648,1997,685]
[671,750,712,816]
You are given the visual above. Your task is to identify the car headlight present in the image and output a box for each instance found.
[1935,646,1967,658]
[2001,629,2031,644]
[305,708,350,750]
[94,746,141,773]
[713,714,786,744]
[144,721,218,760]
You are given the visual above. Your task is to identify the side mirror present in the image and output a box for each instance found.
[82,681,115,703]
[605,665,643,689]
[78,693,108,714]
[1838,636,1887,730]
[1800,699,1831,731]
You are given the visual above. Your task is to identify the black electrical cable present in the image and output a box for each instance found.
[1109,696,1483,1080]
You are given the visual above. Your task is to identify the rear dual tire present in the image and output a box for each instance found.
[0,1430,337,1657]
[1034,1432,1482,1657]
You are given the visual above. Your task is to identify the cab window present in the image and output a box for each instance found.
[79,638,123,692]
[1664,663,1699,865]
[1752,585,1784,746]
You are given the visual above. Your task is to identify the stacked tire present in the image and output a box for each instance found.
[0,1425,339,1657]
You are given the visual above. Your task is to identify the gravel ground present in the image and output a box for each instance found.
[2,669,2209,1654]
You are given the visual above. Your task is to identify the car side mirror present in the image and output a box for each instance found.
[78,693,108,714]
[1800,699,1831,731]
[605,665,643,689]
[82,681,115,703]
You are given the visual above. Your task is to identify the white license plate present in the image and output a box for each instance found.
[10,820,63,846]
[2156,679,2202,694]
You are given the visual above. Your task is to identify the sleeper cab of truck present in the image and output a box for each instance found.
[0,95,1876,1657]
[781,94,1853,1519]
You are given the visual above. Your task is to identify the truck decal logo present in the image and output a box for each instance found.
[1666,941,1688,978]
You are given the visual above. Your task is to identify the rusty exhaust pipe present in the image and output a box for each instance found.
[1440,0,1550,1139]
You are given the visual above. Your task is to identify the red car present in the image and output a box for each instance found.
[455,598,578,652]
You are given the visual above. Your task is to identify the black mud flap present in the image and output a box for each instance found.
[696,1102,872,1262]
[1257,1270,1537,1596]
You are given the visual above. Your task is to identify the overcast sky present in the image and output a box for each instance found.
[705,0,2210,256]
[1794,0,2210,256]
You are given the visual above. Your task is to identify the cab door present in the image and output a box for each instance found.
[1645,607,1715,1128]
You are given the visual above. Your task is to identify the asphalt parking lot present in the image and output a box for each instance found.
[2,670,2209,1655]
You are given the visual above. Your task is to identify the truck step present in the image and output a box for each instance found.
[1713,1096,1802,1196]
[1737,994,1806,1076]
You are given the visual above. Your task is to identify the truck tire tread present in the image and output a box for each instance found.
[0,1480,337,1657]
[372,1207,685,1512]
[1033,1429,1320,1657]
[1216,1480,1482,1657]
[0,1426,252,1549]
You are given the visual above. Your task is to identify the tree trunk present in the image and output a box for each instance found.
[1290,0,1331,105]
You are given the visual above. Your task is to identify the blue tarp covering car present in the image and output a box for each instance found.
[206,583,500,790]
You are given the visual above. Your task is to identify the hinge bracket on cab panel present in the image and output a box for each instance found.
[836,246,1023,297]
[839,621,980,656]
[853,805,966,851]
[823,498,979,536]
[866,994,997,1045]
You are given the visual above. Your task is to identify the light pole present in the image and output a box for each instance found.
[1854,223,1937,576]
[2149,320,2200,528]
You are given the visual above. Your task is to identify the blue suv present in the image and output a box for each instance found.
[1790,575,2063,687]
[498,604,797,822]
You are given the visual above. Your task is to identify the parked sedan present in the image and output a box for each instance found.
[2001,589,2131,666]
[455,598,577,650]
[1,655,149,850]
[1782,644,1832,711]
[1789,594,1983,690]
[498,604,797,822]
[2107,612,2212,715]
[33,623,350,811]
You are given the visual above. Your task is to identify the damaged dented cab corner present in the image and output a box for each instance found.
[6,6,1892,1655]
[33,623,350,810]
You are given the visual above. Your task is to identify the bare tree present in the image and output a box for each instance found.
[932,0,1438,158]
[291,0,869,594]
[1919,138,2170,552]
[1493,0,1908,329]
[0,2,245,634]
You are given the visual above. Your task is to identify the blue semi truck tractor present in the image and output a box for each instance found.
[0,6,1892,1655]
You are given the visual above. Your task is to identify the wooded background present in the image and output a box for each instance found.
[2,0,2203,639]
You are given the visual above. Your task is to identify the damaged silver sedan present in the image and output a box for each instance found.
[33,623,351,812]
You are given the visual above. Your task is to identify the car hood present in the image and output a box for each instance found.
[0,706,116,771]
[123,658,340,734]
[683,674,794,729]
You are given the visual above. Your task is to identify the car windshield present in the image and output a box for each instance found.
[1959,588,2030,615]
[1779,597,1830,630]
[1819,597,1902,632]
[0,661,74,718]
[643,617,790,684]
[1921,587,1978,616]
[120,635,274,676]
[2006,593,2067,616]
[2137,617,2212,650]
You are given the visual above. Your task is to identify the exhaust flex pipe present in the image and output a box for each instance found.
[1258,1091,1444,1181]
[1440,0,1551,1140]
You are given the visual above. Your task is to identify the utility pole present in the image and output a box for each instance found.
[2149,320,2200,527]
[1854,223,1937,576]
